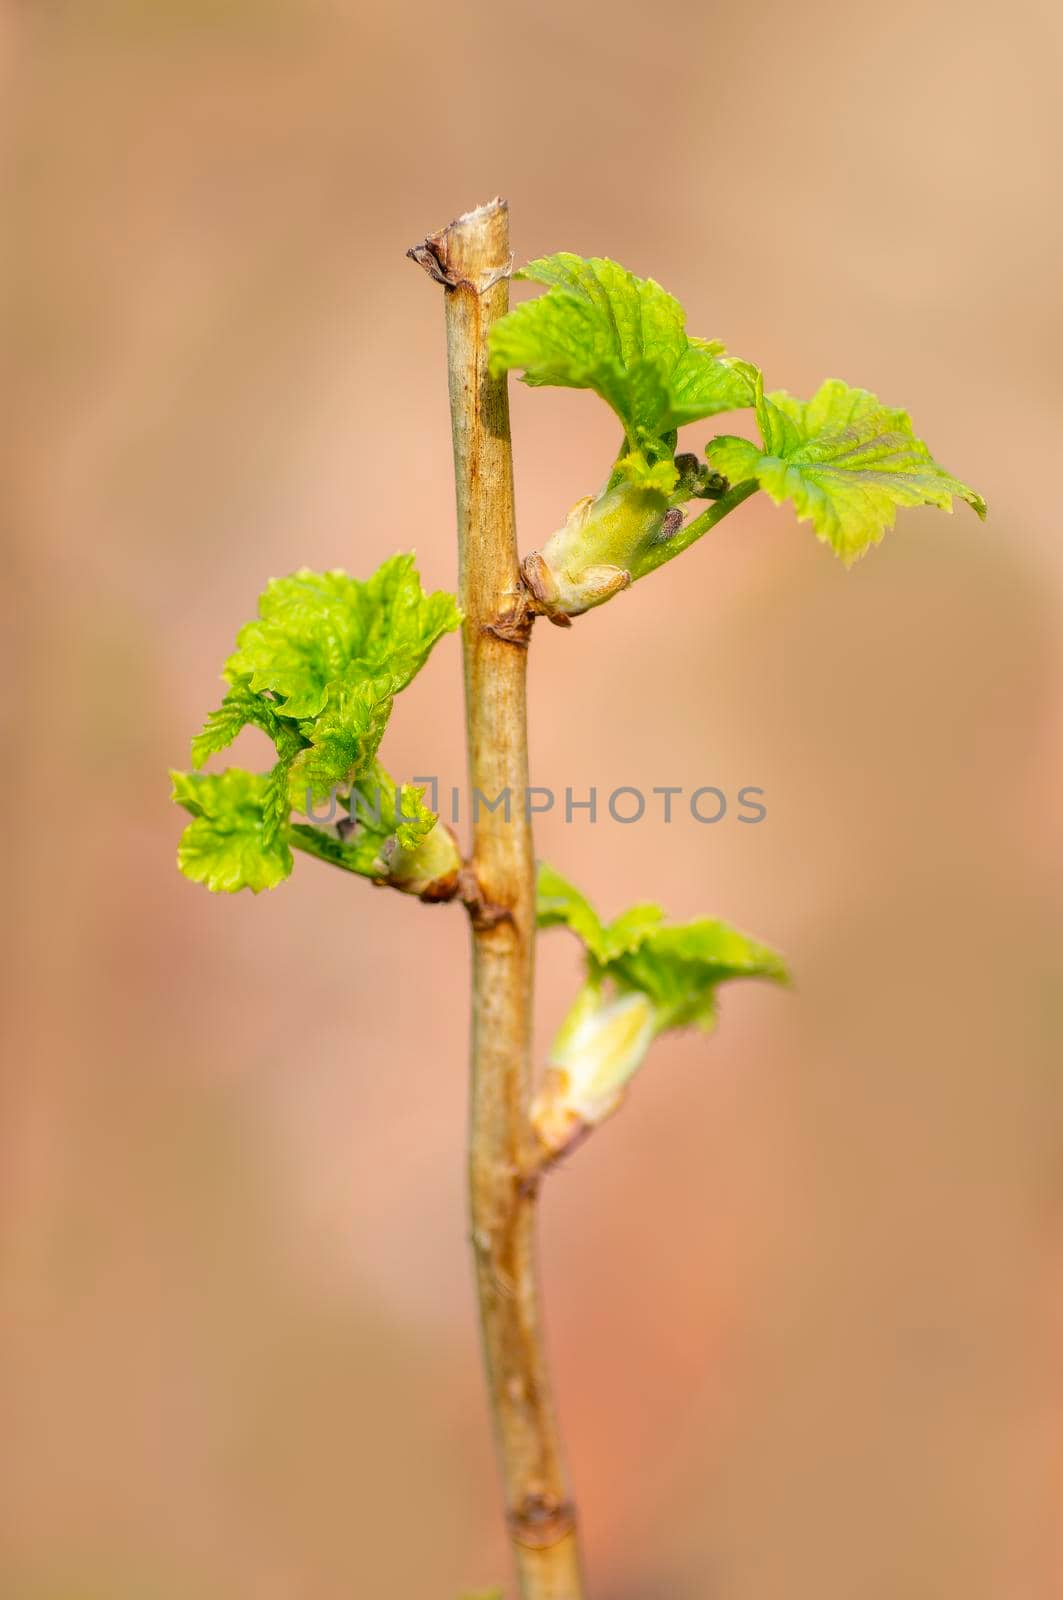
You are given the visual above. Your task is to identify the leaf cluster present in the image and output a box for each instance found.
[489,254,984,564]
[537,864,787,1034]
[172,555,461,893]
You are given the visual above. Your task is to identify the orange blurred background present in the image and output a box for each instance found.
[5,2,1063,1596]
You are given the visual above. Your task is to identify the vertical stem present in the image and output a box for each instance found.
[410,201,585,1600]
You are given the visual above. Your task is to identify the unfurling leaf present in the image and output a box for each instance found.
[536,862,612,954]
[708,376,986,564]
[610,917,789,1031]
[489,254,760,623]
[288,675,395,805]
[191,682,285,768]
[537,863,785,1025]
[292,764,460,899]
[224,555,461,719]
[171,769,293,894]
[536,863,662,963]
[488,254,755,461]
[175,554,462,895]
[532,864,786,1154]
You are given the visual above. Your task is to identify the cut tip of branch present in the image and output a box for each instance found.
[454,196,508,225]
[407,198,513,292]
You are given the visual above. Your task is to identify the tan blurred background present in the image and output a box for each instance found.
[5,1,1063,1595]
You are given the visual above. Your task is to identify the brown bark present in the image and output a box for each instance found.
[409,199,585,1600]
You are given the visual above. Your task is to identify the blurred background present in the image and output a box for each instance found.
[5,1,1063,1595]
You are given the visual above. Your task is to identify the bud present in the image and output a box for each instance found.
[530,983,658,1157]
[519,448,731,624]
[375,817,462,901]
[673,452,729,501]
[521,481,674,623]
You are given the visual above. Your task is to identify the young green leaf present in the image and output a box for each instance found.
[613,450,681,495]
[287,674,395,806]
[382,772,438,853]
[488,255,759,625]
[177,555,463,896]
[191,682,285,768]
[174,757,459,899]
[533,863,787,1153]
[224,555,461,719]
[171,769,293,894]
[538,863,785,1014]
[488,254,755,459]
[292,763,453,894]
[260,721,306,847]
[536,861,609,956]
[707,376,986,564]
[536,862,663,963]
[610,918,789,1031]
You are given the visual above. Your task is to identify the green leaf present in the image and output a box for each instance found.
[707,376,986,564]
[348,768,438,864]
[534,864,786,1154]
[176,554,462,897]
[537,862,786,1030]
[488,254,755,455]
[260,722,306,847]
[536,862,608,956]
[171,769,292,894]
[289,823,370,876]
[190,683,284,768]
[599,903,667,962]
[224,555,461,719]
[357,553,463,688]
[288,675,394,806]
[611,919,788,1030]
[387,776,437,853]
[537,863,665,963]
[613,450,680,495]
